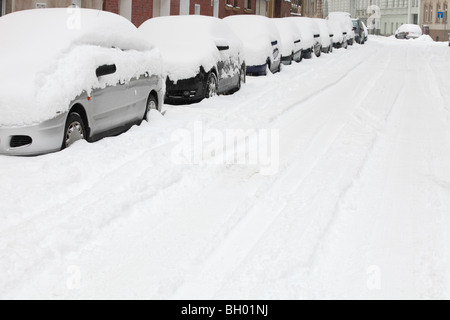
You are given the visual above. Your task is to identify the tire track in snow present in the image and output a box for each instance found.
[171,44,392,299]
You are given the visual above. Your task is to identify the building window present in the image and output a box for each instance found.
[0,0,4,16]
[194,3,200,14]
[430,5,433,23]
[444,4,448,24]
[437,4,441,23]
[245,0,251,9]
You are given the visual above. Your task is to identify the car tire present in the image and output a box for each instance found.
[144,94,158,121]
[62,112,86,149]
[329,45,333,53]
[315,46,321,57]
[205,72,218,98]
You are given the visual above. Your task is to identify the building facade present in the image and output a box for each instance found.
[325,0,420,35]
[1,0,102,15]
[422,0,449,40]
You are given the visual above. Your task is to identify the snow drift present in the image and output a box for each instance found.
[0,9,162,126]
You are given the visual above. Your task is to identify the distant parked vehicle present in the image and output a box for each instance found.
[328,12,355,46]
[327,19,348,49]
[224,15,281,76]
[140,16,245,104]
[290,17,322,58]
[395,24,423,39]
[0,9,164,156]
[273,18,303,65]
[361,21,369,42]
[352,18,366,44]
[313,18,333,53]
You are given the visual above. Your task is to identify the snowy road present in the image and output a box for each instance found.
[1,36,450,299]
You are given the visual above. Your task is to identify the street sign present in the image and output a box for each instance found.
[438,11,444,19]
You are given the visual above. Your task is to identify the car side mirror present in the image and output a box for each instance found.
[96,64,117,77]
[353,27,357,31]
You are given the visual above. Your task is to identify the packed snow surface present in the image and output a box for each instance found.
[2,37,450,299]
[139,16,243,82]
[0,9,161,126]
[224,15,281,66]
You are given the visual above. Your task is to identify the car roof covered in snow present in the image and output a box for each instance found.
[0,9,160,126]
[139,15,243,82]
[272,18,302,57]
[396,24,423,35]
[224,15,281,66]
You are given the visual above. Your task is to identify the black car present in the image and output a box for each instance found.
[139,16,245,105]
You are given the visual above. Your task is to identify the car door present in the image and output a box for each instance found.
[215,39,235,92]
[89,64,134,136]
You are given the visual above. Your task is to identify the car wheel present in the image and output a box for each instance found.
[145,95,158,121]
[63,112,86,149]
[315,46,321,57]
[205,72,218,98]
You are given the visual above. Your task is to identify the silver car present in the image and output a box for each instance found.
[0,9,164,156]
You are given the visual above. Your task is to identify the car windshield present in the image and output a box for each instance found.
[352,21,358,28]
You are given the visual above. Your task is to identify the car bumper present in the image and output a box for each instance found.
[165,73,206,105]
[246,64,267,76]
[0,113,67,156]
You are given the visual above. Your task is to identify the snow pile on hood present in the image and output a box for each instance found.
[288,17,315,50]
[273,18,302,57]
[0,9,161,126]
[139,16,243,82]
[313,18,331,48]
[396,24,423,36]
[327,12,355,40]
[224,15,281,66]
[327,19,344,44]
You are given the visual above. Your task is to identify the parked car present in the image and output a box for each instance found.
[140,16,245,104]
[395,24,423,39]
[0,9,163,156]
[327,12,355,46]
[361,20,369,42]
[327,19,348,49]
[273,18,303,65]
[313,18,333,53]
[290,17,322,59]
[224,15,281,76]
[352,18,366,44]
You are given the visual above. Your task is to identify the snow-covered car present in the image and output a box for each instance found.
[273,18,303,65]
[224,15,281,76]
[327,12,355,46]
[313,18,333,53]
[0,9,163,156]
[290,17,322,59]
[140,16,245,104]
[327,19,347,49]
[361,20,369,42]
[395,24,423,39]
[352,18,366,44]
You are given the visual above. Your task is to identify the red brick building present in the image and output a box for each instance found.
[102,0,292,26]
